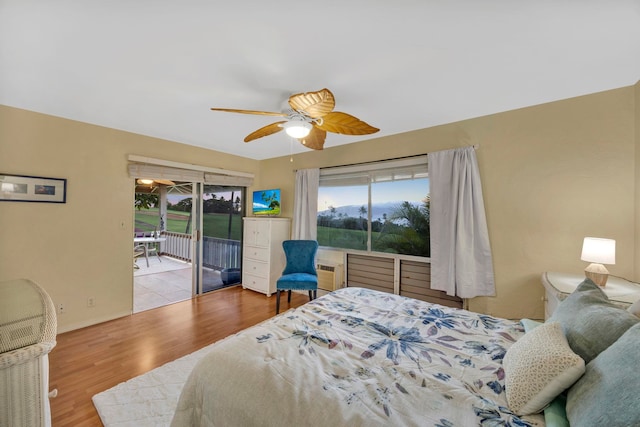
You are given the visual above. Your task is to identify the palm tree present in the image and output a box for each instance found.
[358,205,368,244]
[378,197,430,257]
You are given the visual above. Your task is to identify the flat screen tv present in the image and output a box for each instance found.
[252,188,281,216]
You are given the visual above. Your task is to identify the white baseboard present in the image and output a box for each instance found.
[56,310,131,334]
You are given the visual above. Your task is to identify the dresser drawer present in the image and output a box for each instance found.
[242,272,271,295]
[243,258,269,278]
[243,245,269,262]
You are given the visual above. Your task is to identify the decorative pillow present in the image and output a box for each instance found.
[627,297,640,317]
[548,279,639,363]
[519,318,542,332]
[503,321,585,415]
[566,322,640,427]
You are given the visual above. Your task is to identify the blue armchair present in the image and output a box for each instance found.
[276,240,319,314]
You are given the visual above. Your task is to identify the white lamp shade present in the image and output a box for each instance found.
[581,237,616,264]
[283,120,312,138]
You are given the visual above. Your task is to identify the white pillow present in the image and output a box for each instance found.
[503,321,585,415]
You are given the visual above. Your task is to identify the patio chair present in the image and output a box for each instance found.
[275,240,318,314]
[134,244,146,269]
[146,231,162,263]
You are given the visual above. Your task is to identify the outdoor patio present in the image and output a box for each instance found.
[134,255,234,313]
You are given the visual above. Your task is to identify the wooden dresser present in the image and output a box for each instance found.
[242,217,291,296]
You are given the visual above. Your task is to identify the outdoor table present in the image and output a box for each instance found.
[134,237,167,267]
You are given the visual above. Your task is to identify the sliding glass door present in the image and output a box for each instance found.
[195,184,244,294]
[133,180,245,311]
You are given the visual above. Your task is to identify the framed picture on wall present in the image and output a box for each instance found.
[0,173,67,203]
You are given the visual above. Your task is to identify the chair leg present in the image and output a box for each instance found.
[308,290,313,301]
[276,290,281,314]
[313,290,317,300]
[287,290,292,303]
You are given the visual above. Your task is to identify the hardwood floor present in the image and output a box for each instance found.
[49,286,309,427]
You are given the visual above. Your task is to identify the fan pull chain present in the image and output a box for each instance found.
[289,137,294,162]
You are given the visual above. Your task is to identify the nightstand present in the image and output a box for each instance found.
[541,272,640,319]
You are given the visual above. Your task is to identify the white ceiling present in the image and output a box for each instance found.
[2,1,640,160]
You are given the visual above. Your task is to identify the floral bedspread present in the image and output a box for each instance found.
[171,287,544,427]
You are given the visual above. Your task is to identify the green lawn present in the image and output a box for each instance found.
[317,226,420,254]
[135,208,242,240]
[317,226,369,251]
[135,210,415,254]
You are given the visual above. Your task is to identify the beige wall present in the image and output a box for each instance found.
[1,83,637,330]
[0,106,259,332]
[260,85,638,319]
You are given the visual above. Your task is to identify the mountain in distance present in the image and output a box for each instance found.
[318,201,421,222]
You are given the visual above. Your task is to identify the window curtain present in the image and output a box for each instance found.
[292,168,319,240]
[429,146,495,298]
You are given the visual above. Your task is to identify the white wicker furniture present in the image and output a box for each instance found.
[0,279,57,427]
[541,272,640,319]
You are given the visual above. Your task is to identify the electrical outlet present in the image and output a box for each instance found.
[58,303,65,314]
[87,297,95,307]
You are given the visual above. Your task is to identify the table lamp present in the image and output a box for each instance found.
[580,237,616,287]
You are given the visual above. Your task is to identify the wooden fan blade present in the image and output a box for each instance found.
[316,111,379,135]
[288,88,335,118]
[298,126,326,150]
[244,121,286,142]
[210,108,287,117]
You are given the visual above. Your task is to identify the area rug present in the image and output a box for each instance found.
[92,343,215,426]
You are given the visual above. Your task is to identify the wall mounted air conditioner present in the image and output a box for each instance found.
[317,261,344,292]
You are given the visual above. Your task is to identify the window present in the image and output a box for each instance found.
[317,156,430,257]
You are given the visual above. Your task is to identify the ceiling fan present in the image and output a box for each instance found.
[210,88,379,150]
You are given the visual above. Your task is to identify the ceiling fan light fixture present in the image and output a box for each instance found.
[283,120,312,138]
[138,178,154,185]
[210,88,378,151]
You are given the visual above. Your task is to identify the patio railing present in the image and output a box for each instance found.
[160,231,241,271]
[203,237,241,270]
[161,231,192,261]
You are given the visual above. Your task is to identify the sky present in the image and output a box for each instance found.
[318,178,429,211]
[166,179,429,210]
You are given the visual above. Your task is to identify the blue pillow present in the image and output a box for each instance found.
[566,322,640,426]
[548,279,639,363]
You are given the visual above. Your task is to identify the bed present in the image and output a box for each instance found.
[172,287,545,426]
[172,282,640,426]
